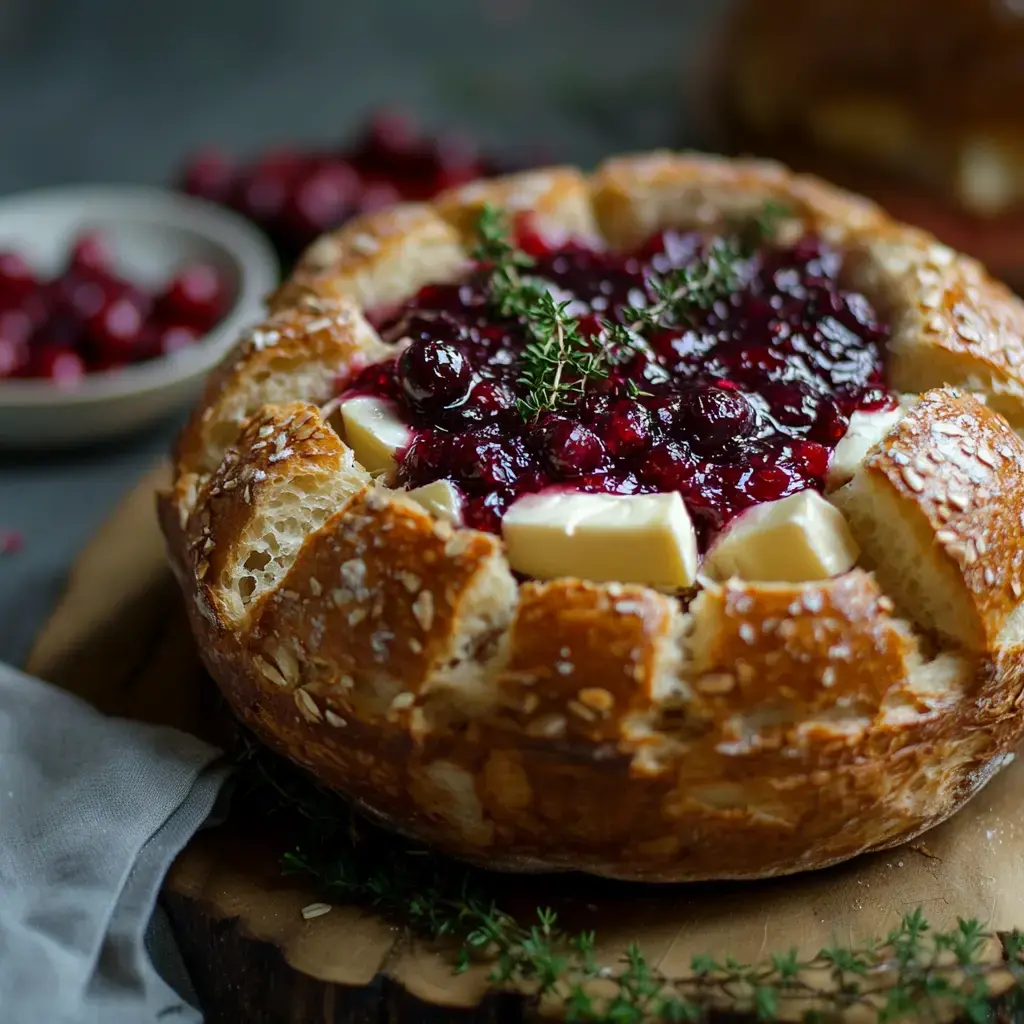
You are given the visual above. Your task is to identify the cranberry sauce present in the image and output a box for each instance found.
[340,228,891,544]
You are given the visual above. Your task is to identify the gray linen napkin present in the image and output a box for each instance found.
[0,662,232,1024]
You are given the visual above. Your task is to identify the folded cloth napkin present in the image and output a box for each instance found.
[0,662,231,1024]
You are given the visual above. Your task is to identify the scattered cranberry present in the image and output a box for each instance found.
[176,110,511,262]
[181,148,236,204]
[654,386,756,454]
[87,295,146,360]
[0,336,27,378]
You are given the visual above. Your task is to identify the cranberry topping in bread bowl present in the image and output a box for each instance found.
[162,154,1024,881]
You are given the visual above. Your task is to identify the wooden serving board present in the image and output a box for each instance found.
[25,466,1024,1023]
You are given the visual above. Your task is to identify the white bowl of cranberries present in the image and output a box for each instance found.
[0,185,278,448]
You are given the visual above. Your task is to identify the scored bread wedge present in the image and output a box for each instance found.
[833,386,1024,650]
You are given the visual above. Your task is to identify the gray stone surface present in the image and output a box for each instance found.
[0,0,726,664]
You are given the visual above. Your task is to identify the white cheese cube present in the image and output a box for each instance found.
[702,489,859,583]
[827,402,910,490]
[405,479,464,525]
[339,396,413,480]
[502,491,699,590]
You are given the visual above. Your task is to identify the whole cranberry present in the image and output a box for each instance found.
[398,339,472,410]
[135,321,201,362]
[87,294,146,361]
[638,440,695,491]
[231,164,294,223]
[180,148,236,202]
[0,315,28,378]
[790,440,829,478]
[807,396,848,445]
[359,109,421,164]
[461,377,517,423]
[0,308,32,348]
[746,466,794,503]
[54,274,108,321]
[0,339,26,378]
[533,415,605,477]
[160,264,228,327]
[283,162,360,241]
[600,399,651,457]
[0,252,36,301]
[431,133,482,189]
[357,181,403,213]
[68,233,111,275]
[461,436,523,491]
[759,382,820,431]
[36,309,86,350]
[23,345,86,386]
[656,385,756,452]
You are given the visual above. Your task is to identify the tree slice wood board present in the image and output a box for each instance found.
[24,465,1024,1023]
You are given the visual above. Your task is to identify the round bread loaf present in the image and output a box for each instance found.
[161,153,1024,881]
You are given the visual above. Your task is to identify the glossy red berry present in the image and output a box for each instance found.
[87,295,146,359]
[0,252,36,300]
[23,345,86,386]
[68,233,112,275]
[160,264,227,327]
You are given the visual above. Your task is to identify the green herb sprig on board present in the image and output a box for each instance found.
[235,738,1024,1024]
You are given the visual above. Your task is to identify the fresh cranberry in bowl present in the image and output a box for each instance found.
[159,263,229,328]
[0,184,277,448]
[0,252,36,302]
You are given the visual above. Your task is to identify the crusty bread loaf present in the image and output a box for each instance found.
[161,153,1024,881]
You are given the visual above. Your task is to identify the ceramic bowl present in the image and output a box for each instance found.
[0,185,279,449]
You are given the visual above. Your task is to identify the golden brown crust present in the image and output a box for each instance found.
[434,167,599,245]
[175,294,389,479]
[160,152,1024,881]
[834,388,1024,650]
[271,202,469,314]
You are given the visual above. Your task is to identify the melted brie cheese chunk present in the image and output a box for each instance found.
[702,489,859,583]
[339,396,412,480]
[405,479,464,525]
[502,491,699,590]
[828,403,909,489]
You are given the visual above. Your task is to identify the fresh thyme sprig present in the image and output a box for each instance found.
[234,736,1024,1024]
[474,203,614,419]
[472,201,791,421]
[623,235,746,335]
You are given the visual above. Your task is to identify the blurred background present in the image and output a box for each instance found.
[0,0,723,195]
